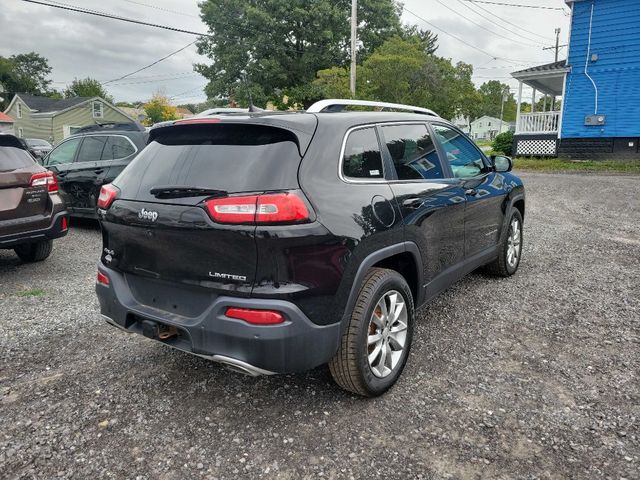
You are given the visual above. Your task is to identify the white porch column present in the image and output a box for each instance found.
[515,80,523,134]
[532,89,537,113]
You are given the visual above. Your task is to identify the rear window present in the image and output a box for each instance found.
[114,124,302,201]
[0,147,35,172]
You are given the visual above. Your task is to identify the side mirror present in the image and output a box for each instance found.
[492,155,513,173]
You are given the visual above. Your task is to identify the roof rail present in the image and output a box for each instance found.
[307,99,438,117]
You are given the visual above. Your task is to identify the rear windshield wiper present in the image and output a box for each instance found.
[149,186,228,199]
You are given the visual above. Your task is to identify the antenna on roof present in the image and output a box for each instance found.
[240,70,263,113]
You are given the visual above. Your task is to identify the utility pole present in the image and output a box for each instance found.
[543,28,565,62]
[499,86,509,135]
[350,0,357,97]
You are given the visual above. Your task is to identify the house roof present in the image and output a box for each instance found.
[512,60,568,77]
[0,112,14,123]
[471,115,503,125]
[16,94,93,113]
[175,107,193,115]
[511,60,570,96]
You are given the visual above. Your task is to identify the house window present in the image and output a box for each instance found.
[93,101,104,119]
[488,121,492,126]
[17,103,22,119]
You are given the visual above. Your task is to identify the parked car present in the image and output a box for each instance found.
[25,138,53,159]
[41,122,148,218]
[95,99,525,397]
[0,134,68,262]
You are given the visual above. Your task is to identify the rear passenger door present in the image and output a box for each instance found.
[431,124,507,259]
[380,123,466,294]
[58,135,109,212]
[102,135,139,183]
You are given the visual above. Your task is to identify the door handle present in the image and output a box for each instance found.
[402,198,423,209]
[94,169,105,174]
[465,189,478,196]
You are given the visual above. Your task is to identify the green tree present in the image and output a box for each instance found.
[355,36,480,120]
[64,77,114,103]
[400,25,439,55]
[196,0,401,106]
[478,80,516,121]
[0,52,53,108]
[143,93,178,126]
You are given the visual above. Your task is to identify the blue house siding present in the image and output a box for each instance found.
[561,0,640,139]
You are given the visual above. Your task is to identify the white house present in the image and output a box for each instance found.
[469,115,513,141]
[451,115,471,134]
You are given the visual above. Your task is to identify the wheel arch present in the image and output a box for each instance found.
[342,243,423,328]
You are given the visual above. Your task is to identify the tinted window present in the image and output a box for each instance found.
[381,124,443,180]
[47,138,82,166]
[77,136,108,162]
[114,124,302,202]
[0,147,34,172]
[342,128,383,180]
[102,136,136,160]
[433,125,486,179]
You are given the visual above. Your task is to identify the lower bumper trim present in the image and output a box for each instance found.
[101,314,276,376]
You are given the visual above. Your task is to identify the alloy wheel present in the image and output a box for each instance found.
[367,290,408,378]
[507,217,522,268]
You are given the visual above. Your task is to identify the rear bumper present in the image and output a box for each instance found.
[95,265,342,374]
[0,210,69,248]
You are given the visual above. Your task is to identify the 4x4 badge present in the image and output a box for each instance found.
[138,208,158,222]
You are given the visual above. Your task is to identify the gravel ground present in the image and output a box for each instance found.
[1,172,638,480]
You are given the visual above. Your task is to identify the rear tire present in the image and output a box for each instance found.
[329,268,415,397]
[14,240,53,263]
[484,209,523,277]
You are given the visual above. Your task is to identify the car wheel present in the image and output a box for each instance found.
[14,240,53,262]
[484,209,523,277]
[329,267,415,397]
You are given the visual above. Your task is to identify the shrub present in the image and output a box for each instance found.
[492,131,514,156]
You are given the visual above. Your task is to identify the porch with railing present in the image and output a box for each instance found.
[516,111,561,134]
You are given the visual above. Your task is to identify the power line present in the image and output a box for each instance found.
[102,41,197,85]
[402,6,537,65]
[453,0,556,44]
[21,0,213,37]
[459,0,566,11]
[119,0,200,18]
[430,0,545,48]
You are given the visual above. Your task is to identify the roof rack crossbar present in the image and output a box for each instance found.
[306,99,438,117]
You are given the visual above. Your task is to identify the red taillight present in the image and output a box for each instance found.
[30,171,58,192]
[97,271,110,286]
[225,307,285,325]
[97,184,120,210]
[204,191,311,225]
[61,216,68,231]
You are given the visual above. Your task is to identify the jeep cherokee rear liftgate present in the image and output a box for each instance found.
[98,122,314,317]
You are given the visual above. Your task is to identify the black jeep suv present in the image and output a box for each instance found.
[95,100,525,397]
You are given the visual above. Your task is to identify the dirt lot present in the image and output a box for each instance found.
[1,172,638,479]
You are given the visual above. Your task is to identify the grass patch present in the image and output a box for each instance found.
[514,158,640,174]
[16,288,46,297]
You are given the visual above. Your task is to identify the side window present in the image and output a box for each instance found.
[102,136,136,160]
[46,137,82,166]
[381,124,444,180]
[433,125,487,179]
[342,127,384,180]
[76,136,108,162]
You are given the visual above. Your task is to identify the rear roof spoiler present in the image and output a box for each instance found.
[307,99,439,117]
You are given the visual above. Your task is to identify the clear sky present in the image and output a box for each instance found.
[1,0,570,105]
